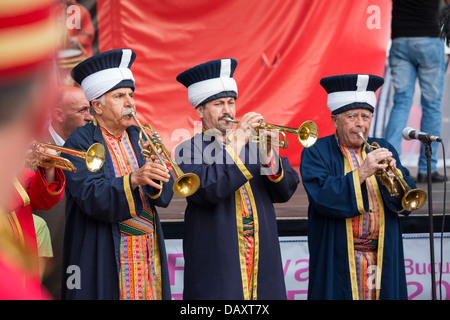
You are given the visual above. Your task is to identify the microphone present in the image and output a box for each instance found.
[402,127,442,143]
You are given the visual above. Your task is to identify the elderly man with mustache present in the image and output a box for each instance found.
[61,49,174,300]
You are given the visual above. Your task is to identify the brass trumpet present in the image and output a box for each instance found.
[358,132,427,211]
[130,111,200,198]
[225,117,318,148]
[31,142,105,172]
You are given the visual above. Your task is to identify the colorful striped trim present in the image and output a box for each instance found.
[374,185,385,300]
[100,126,138,218]
[340,140,385,300]
[339,146,365,215]
[13,178,30,207]
[123,174,137,218]
[100,124,162,299]
[119,234,161,300]
[235,182,259,300]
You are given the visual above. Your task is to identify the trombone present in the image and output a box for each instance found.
[130,111,200,198]
[31,142,105,172]
[358,132,427,211]
[225,117,318,148]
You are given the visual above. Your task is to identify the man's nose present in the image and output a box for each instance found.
[125,93,134,107]
[84,107,94,120]
[223,102,232,113]
[355,115,365,126]
[85,112,94,121]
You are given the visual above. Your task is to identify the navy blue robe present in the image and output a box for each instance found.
[61,120,173,300]
[300,133,415,300]
[176,132,299,300]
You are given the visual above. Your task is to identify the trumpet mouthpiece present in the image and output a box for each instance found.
[358,132,367,142]
[122,108,136,118]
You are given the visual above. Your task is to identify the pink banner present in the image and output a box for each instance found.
[166,235,450,300]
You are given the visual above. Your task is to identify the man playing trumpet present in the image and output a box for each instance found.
[1,143,66,298]
[301,74,418,300]
[62,49,173,300]
[175,58,299,300]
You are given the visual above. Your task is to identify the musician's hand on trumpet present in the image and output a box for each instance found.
[225,113,318,149]
[141,140,168,164]
[357,147,393,183]
[257,128,279,165]
[130,159,170,191]
[227,112,264,155]
[27,140,59,184]
[357,132,427,210]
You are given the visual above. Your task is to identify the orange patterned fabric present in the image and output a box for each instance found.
[101,126,160,300]
[340,143,380,300]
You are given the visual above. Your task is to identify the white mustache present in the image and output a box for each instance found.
[121,108,135,118]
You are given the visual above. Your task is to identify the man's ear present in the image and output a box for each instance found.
[53,107,64,123]
[331,115,338,129]
[195,105,204,119]
[91,99,103,115]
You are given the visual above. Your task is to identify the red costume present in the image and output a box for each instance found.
[0,168,65,299]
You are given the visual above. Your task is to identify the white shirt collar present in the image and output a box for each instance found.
[48,124,65,146]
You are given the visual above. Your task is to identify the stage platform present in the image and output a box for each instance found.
[158,167,450,238]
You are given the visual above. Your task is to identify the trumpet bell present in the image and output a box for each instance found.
[85,142,106,172]
[298,121,319,148]
[173,173,201,198]
[33,141,105,172]
[358,132,428,211]
[402,188,427,211]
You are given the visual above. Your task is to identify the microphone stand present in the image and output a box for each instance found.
[424,141,436,300]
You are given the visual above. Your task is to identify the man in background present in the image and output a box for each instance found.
[48,85,93,146]
[385,0,448,183]
[34,85,93,299]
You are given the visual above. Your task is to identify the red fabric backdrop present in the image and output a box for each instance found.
[96,0,391,167]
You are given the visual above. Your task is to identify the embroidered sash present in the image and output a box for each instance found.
[101,126,161,300]
[340,143,381,300]
[221,138,257,299]
[240,188,255,299]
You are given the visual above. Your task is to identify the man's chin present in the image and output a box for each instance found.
[218,124,233,133]
[121,118,134,128]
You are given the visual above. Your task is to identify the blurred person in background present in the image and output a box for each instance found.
[0,0,63,299]
[439,1,450,45]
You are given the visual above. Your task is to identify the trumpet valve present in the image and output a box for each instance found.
[141,149,152,158]
[152,133,162,145]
